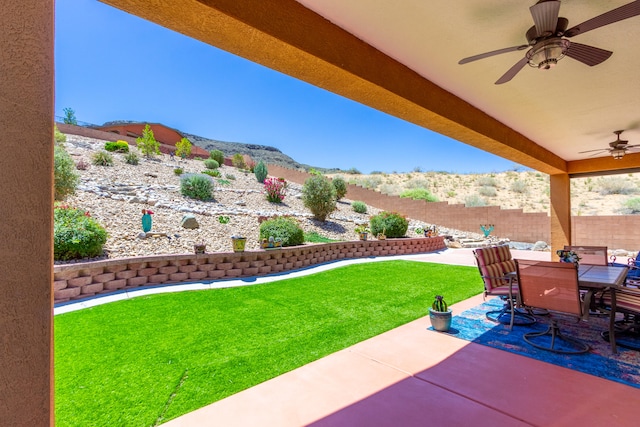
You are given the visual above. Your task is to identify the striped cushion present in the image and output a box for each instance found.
[601,288,640,313]
[475,246,515,293]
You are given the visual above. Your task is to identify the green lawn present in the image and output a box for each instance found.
[55,260,482,426]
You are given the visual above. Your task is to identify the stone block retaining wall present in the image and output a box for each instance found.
[54,237,446,304]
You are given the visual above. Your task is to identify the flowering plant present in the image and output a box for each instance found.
[557,249,581,265]
[142,209,154,215]
[264,177,287,203]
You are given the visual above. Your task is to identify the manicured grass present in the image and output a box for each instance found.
[303,231,341,243]
[55,260,482,426]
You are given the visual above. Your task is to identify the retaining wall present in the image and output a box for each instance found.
[53,237,446,304]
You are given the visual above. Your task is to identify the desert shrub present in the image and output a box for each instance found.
[174,167,184,175]
[124,151,139,165]
[405,178,430,189]
[510,180,528,193]
[357,176,383,189]
[217,178,231,186]
[259,216,304,247]
[623,198,640,214]
[91,151,113,166]
[370,211,408,238]
[302,175,337,221]
[202,169,221,178]
[226,173,236,180]
[136,124,160,158]
[204,159,219,170]
[352,201,367,214]
[104,140,129,153]
[210,149,225,165]
[400,188,438,202]
[232,153,246,169]
[54,205,107,261]
[254,160,268,183]
[380,184,402,195]
[598,177,636,195]
[264,177,287,203]
[332,176,347,200]
[54,125,66,144]
[175,137,192,159]
[465,194,487,207]
[478,186,497,197]
[246,158,256,172]
[345,167,361,175]
[180,173,214,201]
[477,176,497,187]
[75,159,89,170]
[54,145,79,201]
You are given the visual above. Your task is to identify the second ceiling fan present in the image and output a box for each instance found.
[459,0,640,84]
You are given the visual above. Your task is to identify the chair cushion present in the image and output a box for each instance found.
[601,288,640,313]
[475,246,515,293]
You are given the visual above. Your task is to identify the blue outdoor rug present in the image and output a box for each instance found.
[431,298,640,389]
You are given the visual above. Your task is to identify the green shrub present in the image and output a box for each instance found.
[232,153,246,169]
[510,180,528,193]
[54,145,79,201]
[332,176,347,200]
[302,175,337,222]
[217,178,231,186]
[104,140,129,153]
[352,201,367,213]
[210,149,225,166]
[91,151,113,166]
[54,206,107,260]
[226,173,236,180]
[370,211,408,238]
[345,167,361,174]
[259,216,304,247]
[175,137,192,159]
[54,125,66,144]
[254,160,268,183]
[400,188,438,202]
[465,194,487,207]
[180,174,214,201]
[478,186,497,197]
[477,176,497,187]
[174,168,184,175]
[136,124,160,158]
[125,151,139,165]
[598,177,636,195]
[204,159,219,169]
[623,198,640,214]
[303,231,339,243]
[202,169,221,178]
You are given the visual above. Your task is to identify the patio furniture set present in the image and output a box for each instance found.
[474,244,640,354]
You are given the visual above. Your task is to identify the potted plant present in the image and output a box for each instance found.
[194,242,206,254]
[377,227,387,240]
[231,235,247,252]
[429,295,452,332]
[355,224,370,241]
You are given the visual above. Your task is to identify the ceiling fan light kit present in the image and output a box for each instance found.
[578,130,640,160]
[459,0,640,84]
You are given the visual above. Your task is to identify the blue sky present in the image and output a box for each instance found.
[55,0,523,174]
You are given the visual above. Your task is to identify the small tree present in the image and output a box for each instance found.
[332,176,347,200]
[175,137,192,159]
[302,175,337,222]
[254,160,268,183]
[62,107,77,125]
[210,149,225,165]
[136,124,160,158]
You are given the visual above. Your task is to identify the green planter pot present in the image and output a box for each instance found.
[429,308,452,332]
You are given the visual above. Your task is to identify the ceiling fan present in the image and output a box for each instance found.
[579,131,640,160]
[459,0,640,84]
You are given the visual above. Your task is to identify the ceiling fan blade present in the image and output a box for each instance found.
[459,45,528,64]
[564,0,640,37]
[530,0,561,36]
[565,42,612,66]
[495,57,529,85]
[579,148,610,154]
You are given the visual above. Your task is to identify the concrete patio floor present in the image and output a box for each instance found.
[161,249,640,427]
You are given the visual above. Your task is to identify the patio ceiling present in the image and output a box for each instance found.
[100,0,640,176]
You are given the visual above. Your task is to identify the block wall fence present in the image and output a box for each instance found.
[54,237,446,304]
[267,165,640,249]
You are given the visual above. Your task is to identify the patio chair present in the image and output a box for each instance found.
[515,259,589,354]
[610,251,640,288]
[599,287,640,351]
[563,245,608,266]
[473,246,535,330]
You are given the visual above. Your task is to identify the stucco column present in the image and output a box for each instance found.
[549,173,571,258]
[0,1,54,425]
